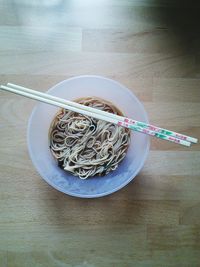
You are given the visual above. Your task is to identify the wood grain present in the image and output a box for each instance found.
[0,26,82,52]
[153,78,200,102]
[0,51,195,77]
[0,0,200,266]
[82,29,187,53]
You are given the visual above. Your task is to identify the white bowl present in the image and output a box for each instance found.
[27,75,150,198]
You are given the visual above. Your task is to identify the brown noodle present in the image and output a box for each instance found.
[49,97,130,179]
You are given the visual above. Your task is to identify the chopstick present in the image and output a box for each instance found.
[0,83,197,147]
[6,83,198,145]
[0,84,193,147]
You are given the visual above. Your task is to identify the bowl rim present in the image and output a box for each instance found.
[27,75,150,198]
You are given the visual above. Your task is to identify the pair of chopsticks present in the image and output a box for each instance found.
[0,83,198,147]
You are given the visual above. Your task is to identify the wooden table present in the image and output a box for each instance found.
[0,1,200,266]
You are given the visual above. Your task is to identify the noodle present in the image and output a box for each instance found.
[49,97,131,179]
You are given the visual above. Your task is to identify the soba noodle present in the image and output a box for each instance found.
[49,97,130,179]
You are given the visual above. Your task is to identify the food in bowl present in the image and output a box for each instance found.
[49,97,131,179]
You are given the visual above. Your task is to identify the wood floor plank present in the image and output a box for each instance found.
[153,78,200,102]
[0,193,179,226]
[179,201,200,225]
[0,51,195,77]
[0,4,171,29]
[144,102,200,126]
[116,175,200,201]
[147,224,200,249]
[83,28,187,54]
[3,225,148,266]
[143,151,200,176]
[0,26,82,52]
[147,225,200,266]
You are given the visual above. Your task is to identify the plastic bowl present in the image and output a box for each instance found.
[27,75,150,198]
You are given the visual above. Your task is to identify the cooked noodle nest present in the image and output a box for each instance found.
[49,97,131,179]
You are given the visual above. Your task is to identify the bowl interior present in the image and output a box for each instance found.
[28,76,149,198]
